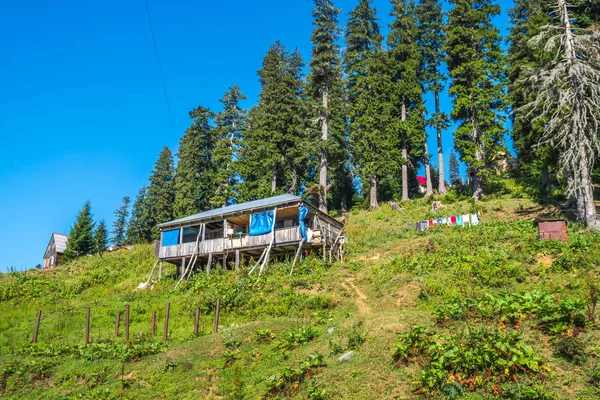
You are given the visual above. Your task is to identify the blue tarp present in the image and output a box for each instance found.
[249,211,275,236]
[299,205,308,240]
[162,229,180,246]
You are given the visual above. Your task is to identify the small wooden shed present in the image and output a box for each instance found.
[43,233,69,268]
[537,220,568,242]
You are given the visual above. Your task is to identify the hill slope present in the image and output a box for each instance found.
[1,196,600,399]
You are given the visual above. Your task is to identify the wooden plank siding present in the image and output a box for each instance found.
[159,227,302,259]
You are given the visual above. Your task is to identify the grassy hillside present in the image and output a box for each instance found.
[2,195,600,399]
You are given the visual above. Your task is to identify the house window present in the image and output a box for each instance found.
[182,226,201,243]
[162,229,180,246]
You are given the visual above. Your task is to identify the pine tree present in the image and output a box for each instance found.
[388,0,425,202]
[111,196,130,247]
[238,42,307,201]
[449,150,460,185]
[507,0,553,189]
[344,0,389,208]
[127,187,153,244]
[63,201,95,262]
[308,0,345,213]
[94,220,108,255]
[174,107,216,218]
[519,0,600,229]
[446,0,506,200]
[416,0,449,195]
[212,85,247,208]
[146,147,175,239]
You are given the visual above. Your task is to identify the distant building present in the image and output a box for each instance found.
[43,233,69,268]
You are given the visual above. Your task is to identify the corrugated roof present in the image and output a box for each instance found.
[158,194,304,228]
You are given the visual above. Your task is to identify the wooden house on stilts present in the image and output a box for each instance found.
[152,194,345,282]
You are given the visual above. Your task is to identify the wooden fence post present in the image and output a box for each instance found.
[125,304,130,344]
[151,311,156,336]
[163,302,170,343]
[115,312,120,337]
[85,308,91,346]
[194,308,200,335]
[32,310,41,344]
[213,298,221,333]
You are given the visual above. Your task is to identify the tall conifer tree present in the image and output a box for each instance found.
[388,0,425,201]
[111,196,130,247]
[345,0,389,208]
[308,0,345,213]
[507,0,553,189]
[449,150,460,186]
[126,187,153,244]
[212,85,247,208]
[446,0,506,200]
[174,107,216,218]
[238,42,307,200]
[146,147,175,239]
[94,220,108,255]
[416,0,449,195]
[63,201,95,262]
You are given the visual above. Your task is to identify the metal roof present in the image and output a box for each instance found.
[158,194,304,229]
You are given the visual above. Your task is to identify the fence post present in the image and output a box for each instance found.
[194,308,200,335]
[125,304,130,344]
[213,298,221,333]
[163,302,170,343]
[151,311,156,336]
[85,307,91,346]
[32,310,42,344]
[115,312,120,338]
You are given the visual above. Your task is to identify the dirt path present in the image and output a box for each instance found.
[342,277,371,314]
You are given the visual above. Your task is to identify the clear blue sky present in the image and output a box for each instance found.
[0,0,511,271]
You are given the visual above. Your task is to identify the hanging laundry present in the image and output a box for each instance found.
[471,213,479,226]
[441,218,447,224]
[456,215,463,226]
[428,220,434,227]
[462,214,470,227]
[450,216,457,225]
[408,222,414,229]
[432,220,438,225]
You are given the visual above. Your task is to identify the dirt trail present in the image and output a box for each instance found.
[342,277,371,314]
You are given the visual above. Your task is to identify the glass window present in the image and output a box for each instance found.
[182,226,201,243]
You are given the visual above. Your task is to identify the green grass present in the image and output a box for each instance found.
[1,195,600,399]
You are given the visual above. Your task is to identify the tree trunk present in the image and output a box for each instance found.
[401,101,409,202]
[271,164,277,194]
[369,171,378,209]
[424,139,433,197]
[435,92,446,194]
[319,87,329,214]
[575,154,600,230]
[472,124,484,201]
[287,158,298,195]
[541,162,550,193]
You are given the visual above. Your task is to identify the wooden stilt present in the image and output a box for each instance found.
[194,308,200,335]
[207,253,213,275]
[290,238,305,275]
[222,251,228,270]
[151,311,156,336]
[235,250,240,270]
[213,298,221,333]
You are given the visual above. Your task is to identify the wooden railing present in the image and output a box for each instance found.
[158,227,301,259]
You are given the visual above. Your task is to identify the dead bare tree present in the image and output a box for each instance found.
[519,0,600,230]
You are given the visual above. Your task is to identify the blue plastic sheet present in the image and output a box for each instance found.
[298,205,308,240]
[249,211,275,236]
[162,229,180,246]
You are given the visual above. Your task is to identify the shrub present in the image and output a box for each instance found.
[553,335,587,364]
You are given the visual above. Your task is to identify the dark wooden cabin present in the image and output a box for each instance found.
[154,194,344,276]
[43,233,69,269]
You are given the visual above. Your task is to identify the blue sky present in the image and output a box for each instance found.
[0,0,512,270]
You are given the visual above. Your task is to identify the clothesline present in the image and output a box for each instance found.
[408,212,480,232]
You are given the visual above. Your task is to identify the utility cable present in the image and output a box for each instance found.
[144,0,178,141]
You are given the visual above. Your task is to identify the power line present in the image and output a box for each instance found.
[144,0,178,141]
